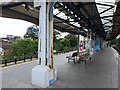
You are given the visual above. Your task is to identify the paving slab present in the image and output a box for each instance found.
[2,47,118,88]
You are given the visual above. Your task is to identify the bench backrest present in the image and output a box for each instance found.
[72,52,78,57]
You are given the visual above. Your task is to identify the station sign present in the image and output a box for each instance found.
[80,41,83,51]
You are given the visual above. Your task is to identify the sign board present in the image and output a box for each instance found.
[80,41,83,51]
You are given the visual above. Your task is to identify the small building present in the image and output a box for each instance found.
[0,47,4,59]
[7,35,14,40]
[0,38,11,56]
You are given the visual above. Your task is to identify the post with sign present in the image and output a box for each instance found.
[80,41,83,52]
[77,35,80,53]
[32,1,57,88]
[85,30,90,53]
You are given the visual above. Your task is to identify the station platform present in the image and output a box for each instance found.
[2,47,119,88]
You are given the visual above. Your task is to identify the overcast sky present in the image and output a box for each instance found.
[0,17,33,38]
[0,17,68,38]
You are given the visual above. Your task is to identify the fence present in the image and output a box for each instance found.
[55,49,76,55]
[0,49,77,66]
[0,54,38,66]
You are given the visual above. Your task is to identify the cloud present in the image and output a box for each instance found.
[0,17,34,37]
[0,17,68,38]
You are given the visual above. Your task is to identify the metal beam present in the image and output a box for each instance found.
[102,18,112,22]
[66,2,93,29]
[99,6,114,15]
[67,2,105,38]
[2,8,39,25]
[104,25,120,27]
[54,15,86,33]
[90,14,120,20]
[54,25,84,35]
[54,20,81,23]
[96,3,114,7]
[103,22,111,26]
[3,2,28,9]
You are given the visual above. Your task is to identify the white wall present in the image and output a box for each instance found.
[0,47,4,59]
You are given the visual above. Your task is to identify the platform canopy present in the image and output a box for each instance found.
[1,0,120,40]
[107,1,120,40]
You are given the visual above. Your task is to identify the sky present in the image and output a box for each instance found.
[0,17,68,38]
[0,17,33,38]
[0,0,118,39]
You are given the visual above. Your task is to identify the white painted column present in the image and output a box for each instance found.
[86,30,90,53]
[77,35,80,53]
[87,30,89,43]
[90,30,93,55]
[32,2,50,88]
[40,2,47,66]
[32,2,57,88]
[90,30,92,52]
[38,19,41,64]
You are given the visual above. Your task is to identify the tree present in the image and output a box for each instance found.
[4,38,38,59]
[109,37,120,45]
[65,34,77,47]
[0,48,4,60]
[53,33,77,52]
[53,30,61,51]
[53,30,61,43]
[24,25,39,40]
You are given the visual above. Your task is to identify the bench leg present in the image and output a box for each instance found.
[73,57,75,63]
[74,59,75,63]
[68,58,70,63]
[90,57,91,61]
[85,61,87,64]
[79,58,80,63]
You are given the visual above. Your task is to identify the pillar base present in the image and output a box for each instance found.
[31,65,57,88]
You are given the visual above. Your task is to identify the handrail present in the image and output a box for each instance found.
[0,49,77,66]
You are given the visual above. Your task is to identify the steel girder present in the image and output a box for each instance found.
[59,2,105,38]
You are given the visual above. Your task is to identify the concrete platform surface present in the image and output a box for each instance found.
[2,47,118,88]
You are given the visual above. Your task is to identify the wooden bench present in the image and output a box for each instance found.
[78,51,91,64]
[66,52,78,63]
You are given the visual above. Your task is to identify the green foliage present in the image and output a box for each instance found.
[65,34,77,47]
[4,38,38,59]
[24,25,39,40]
[0,51,4,60]
[4,29,78,59]
[53,31,77,52]
[109,37,120,45]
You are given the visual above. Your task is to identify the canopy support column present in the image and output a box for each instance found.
[32,2,57,88]
[90,30,92,52]
[77,35,80,53]
[86,30,90,53]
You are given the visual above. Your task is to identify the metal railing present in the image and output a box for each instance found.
[0,49,77,66]
[0,55,38,66]
[55,49,77,55]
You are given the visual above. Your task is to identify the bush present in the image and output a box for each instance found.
[4,38,38,59]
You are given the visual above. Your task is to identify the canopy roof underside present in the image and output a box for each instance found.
[1,1,120,40]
